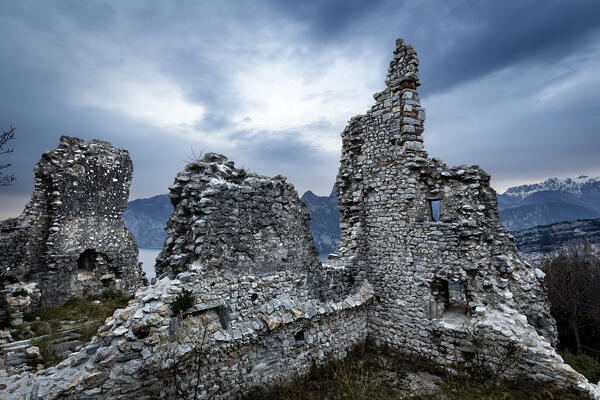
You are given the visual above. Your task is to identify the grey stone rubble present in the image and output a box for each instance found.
[0,136,145,327]
[1,39,600,399]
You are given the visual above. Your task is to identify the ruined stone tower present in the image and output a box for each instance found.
[0,136,145,324]
[331,38,580,382]
[155,153,321,279]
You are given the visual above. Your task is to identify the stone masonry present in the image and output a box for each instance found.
[0,153,371,399]
[155,153,321,280]
[329,38,599,395]
[0,136,145,326]
[2,40,600,399]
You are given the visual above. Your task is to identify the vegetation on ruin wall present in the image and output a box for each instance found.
[244,344,584,400]
[18,291,131,366]
[543,242,600,382]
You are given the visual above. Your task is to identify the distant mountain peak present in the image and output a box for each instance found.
[498,175,600,231]
[329,185,336,198]
[503,175,600,199]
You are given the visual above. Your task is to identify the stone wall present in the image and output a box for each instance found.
[0,136,145,325]
[1,153,371,399]
[330,38,598,396]
[155,153,321,280]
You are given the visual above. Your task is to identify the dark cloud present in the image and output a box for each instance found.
[416,1,600,95]
[0,0,599,219]
[265,0,388,40]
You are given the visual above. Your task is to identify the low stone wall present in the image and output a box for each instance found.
[0,273,371,399]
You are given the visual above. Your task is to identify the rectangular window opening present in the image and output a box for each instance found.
[448,281,467,306]
[428,199,441,221]
[430,278,469,318]
[294,329,305,345]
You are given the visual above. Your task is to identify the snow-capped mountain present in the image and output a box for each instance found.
[501,176,600,200]
[498,176,600,231]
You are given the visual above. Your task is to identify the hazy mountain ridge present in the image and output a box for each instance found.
[512,217,600,262]
[122,194,172,249]
[300,186,341,257]
[124,175,600,254]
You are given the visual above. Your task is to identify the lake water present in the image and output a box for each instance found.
[138,248,160,280]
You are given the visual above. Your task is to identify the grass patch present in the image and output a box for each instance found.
[244,345,406,400]
[243,344,586,400]
[23,291,130,344]
[29,291,130,322]
[31,326,60,367]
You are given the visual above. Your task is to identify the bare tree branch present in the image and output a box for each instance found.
[0,125,16,186]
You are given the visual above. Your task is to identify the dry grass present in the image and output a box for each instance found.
[243,344,586,400]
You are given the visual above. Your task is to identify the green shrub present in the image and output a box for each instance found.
[561,351,600,383]
[171,289,195,316]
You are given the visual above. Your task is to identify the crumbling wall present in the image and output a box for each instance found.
[0,136,145,324]
[155,153,321,279]
[331,38,598,395]
[1,154,371,399]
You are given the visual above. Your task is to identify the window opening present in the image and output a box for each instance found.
[294,329,305,344]
[431,278,469,318]
[77,249,104,271]
[428,199,441,221]
[448,281,467,307]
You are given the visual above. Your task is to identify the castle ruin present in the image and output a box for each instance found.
[1,40,599,399]
[0,136,145,326]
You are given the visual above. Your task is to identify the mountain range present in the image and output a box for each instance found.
[124,176,600,257]
[497,176,600,231]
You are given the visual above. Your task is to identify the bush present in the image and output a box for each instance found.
[171,289,195,316]
[543,243,600,356]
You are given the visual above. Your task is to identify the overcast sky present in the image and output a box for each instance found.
[1,0,599,218]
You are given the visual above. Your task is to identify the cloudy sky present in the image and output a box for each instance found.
[1,0,599,218]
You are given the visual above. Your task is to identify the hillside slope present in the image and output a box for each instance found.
[122,194,172,249]
[512,218,600,262]
[300,186,341,257]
